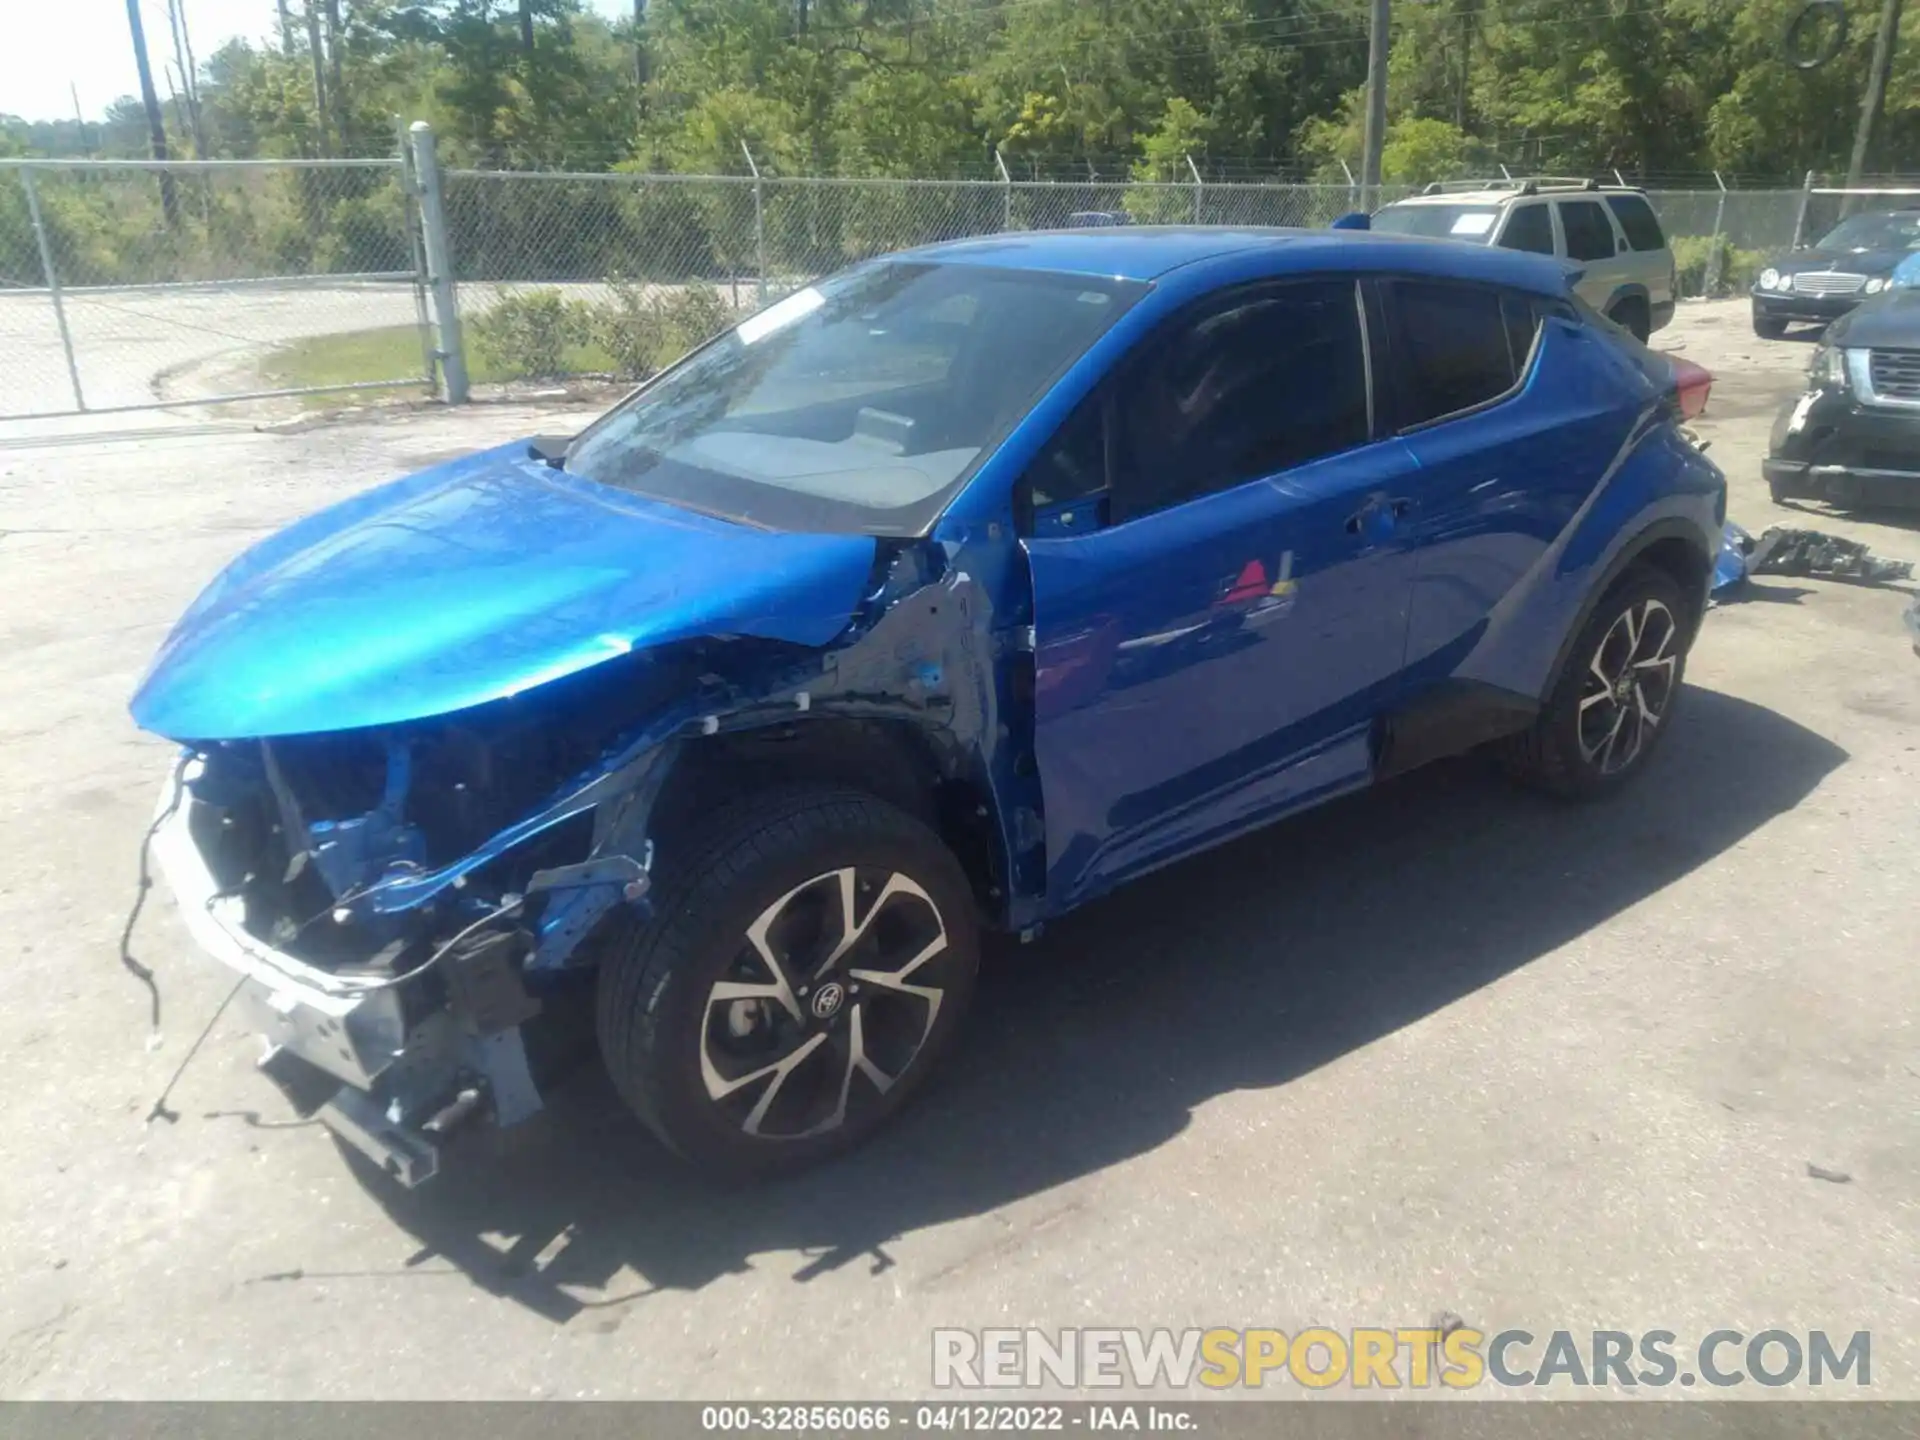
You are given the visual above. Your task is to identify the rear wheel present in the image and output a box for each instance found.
[1502,566,1691,800]
[596,787,979,1178]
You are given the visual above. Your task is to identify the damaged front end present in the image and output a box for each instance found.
[149,668,685,1185]
[127,440,908,1183]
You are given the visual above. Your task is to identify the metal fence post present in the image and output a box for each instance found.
[21,169,85,412]
[1339,159,1357,213]
[1791,169,1815,250]
[396,115,438,393]
[742,141,767,305]
[1704,171,1729,296]
[1187,154,1204,224]
[995,146,1013,231]
[408,121,469,404]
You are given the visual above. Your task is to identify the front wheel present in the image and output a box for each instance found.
[1502,566,1691,800]
[1753,313,1789,339]
[596,787,980,1178]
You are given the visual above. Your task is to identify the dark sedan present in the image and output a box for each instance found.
[1751,210,1920,337]
[1766,288,1920,507]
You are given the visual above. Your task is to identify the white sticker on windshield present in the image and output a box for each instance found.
[737,286,826,345]
[1451,212,1497,237]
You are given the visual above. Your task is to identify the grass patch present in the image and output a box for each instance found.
[258,323,619,404]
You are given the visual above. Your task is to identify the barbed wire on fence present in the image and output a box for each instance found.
[0,148,1889,420]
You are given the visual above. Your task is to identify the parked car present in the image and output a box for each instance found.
[1369,178,1677,340]
[130,228,1725,1185]
[1766,286,1920,507]
[1751,209,1920,337]
[1065,210,1132,227]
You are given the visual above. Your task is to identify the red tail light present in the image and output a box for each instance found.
[1671,356,1713,420]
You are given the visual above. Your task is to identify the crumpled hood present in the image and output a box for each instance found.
[131,441,878,740]
[1826,288,1920,346]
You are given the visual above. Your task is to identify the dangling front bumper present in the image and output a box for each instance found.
[146,753,647,1187]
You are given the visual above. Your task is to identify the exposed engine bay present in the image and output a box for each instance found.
[143,649,725,1184]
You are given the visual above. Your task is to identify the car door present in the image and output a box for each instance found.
[1556,197,1634,312]
[1021,278,1422,909]
[1376,278,1630,694]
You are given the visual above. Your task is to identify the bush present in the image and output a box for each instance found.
[656,284,734,358]
[588,275,670,379]
[1671,234,1766,298]
[584,278,736,380]
[473,288,589,379]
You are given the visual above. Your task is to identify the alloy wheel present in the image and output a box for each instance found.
[699,868,956,1140]
[1577,597,1679,776]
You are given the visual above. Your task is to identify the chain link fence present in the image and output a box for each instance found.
[0,157,432,420]
[436,172,1429,386]
[0,141,1863,420]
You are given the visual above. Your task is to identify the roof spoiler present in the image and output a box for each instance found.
[1330,211,1370,231]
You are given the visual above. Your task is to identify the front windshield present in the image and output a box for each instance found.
[1816,212,1920,253]
[1369,204,1501,241]
[566,261,1144,534]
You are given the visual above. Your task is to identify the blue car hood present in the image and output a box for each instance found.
[131,441,878,740]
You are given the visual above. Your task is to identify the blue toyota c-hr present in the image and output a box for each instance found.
[132,227,1725,1183]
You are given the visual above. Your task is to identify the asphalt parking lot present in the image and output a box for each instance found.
[1,299,1916,1400]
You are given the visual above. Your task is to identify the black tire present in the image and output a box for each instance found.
[1753,314,1789,340]
[595,786,979,1179]
[1502,565,1692,800]
[1610,300,1651,344]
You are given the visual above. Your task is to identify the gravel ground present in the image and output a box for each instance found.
[0,299,1915,1402]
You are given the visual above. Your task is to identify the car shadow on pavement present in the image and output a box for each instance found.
[347,684,1846,1323]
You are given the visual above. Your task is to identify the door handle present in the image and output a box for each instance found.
[1345,497,1412,534]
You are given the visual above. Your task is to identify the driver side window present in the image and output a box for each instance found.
[1021,279,1371,531]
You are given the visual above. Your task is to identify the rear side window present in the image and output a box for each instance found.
[1498,204,1556,255]
[1559,200,1620,262]
[1386,280,1518,426]
[1605,194,1666,252]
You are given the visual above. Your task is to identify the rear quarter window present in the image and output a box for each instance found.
[1386,280,1520,426]
[1605,194,1667,252]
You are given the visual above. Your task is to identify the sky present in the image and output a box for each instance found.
[3,0,628,123]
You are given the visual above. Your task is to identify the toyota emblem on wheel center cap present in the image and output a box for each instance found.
[810,981,846,1020]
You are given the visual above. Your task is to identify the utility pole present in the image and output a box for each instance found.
[166,0,209,158]
[324,0,347,145]
[277,0,294,57]
[1845,0,1904,202]
[632,0,649,113]
[1359,0,1391,207]
[303,0,332,156]
[1454,0,1472,131]
[125,0,181,226]
[71,83,91,155]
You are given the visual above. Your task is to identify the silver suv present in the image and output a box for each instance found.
[1371,179,1677,341]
